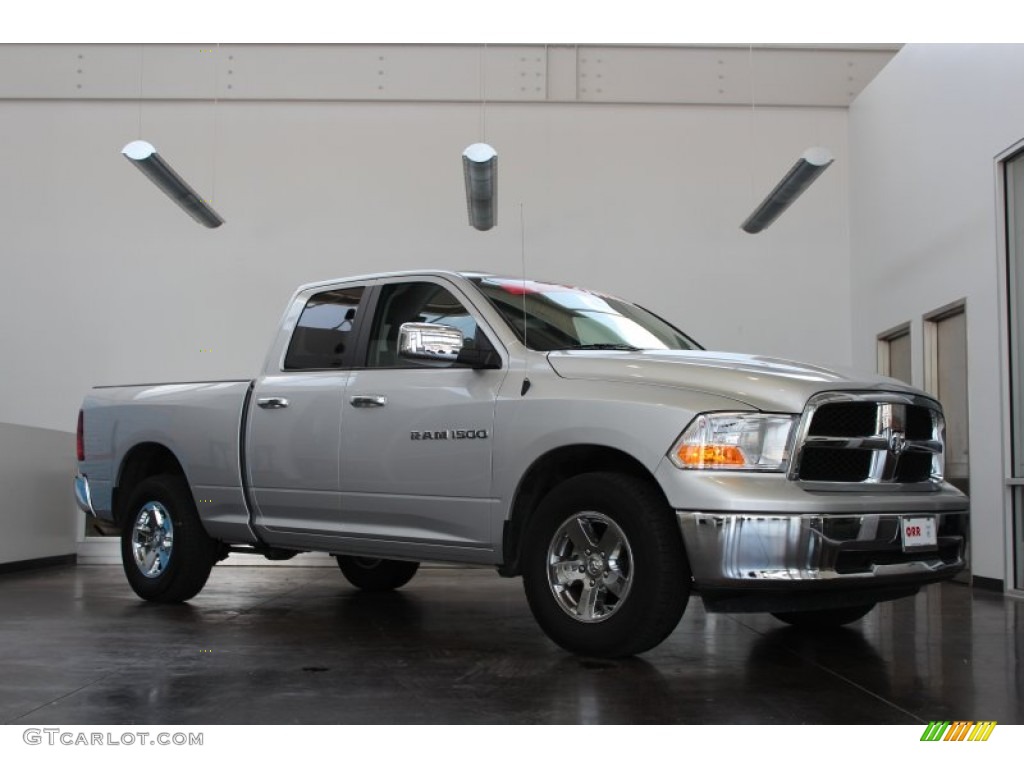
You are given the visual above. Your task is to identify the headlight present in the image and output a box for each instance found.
[669,413,797,471]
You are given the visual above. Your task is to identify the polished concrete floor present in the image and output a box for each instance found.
[0,564,1020,725]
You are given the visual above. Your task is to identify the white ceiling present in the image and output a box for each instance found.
[0,44,901,107]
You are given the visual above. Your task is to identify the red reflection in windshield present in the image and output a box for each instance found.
[486,278,575,295]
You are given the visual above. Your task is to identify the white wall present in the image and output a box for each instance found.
[0,423,78,565]
[0,99,852,436]
[0,45,857,562]
[849,44,1024,586]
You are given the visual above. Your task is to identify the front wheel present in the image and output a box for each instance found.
[335,556,419,591]
[120,474,219,603]
[521,472,690,658]
[771,603,876,629]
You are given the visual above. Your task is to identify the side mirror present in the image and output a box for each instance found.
[398,322,464,363]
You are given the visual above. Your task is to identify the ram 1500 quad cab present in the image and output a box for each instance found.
[74,271,969,657]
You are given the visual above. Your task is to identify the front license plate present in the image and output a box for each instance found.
[902,517,938,550]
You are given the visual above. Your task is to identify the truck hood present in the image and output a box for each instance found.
[546,349,922,413]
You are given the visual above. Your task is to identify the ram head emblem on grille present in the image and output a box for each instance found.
[887,429,907,456]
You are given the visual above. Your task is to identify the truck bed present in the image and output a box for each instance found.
[79,379,256,543]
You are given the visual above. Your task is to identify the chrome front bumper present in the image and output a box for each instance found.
[74,474,96,516]
[677,511,967,590]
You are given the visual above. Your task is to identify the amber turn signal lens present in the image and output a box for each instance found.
[676,444,747,467]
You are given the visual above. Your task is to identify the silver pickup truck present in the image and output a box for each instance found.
[74,270,969,657]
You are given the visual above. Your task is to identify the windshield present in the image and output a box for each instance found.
[469,277,702,352]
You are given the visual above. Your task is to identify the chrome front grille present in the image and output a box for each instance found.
[790,393,945,486]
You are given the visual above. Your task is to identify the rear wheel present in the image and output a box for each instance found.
[521,472,690,658]
[335,556,419,591]
[771,603,876,629]
[120,474,218,603]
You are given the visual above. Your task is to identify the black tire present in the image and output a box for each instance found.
[521,472,690,658]
[336,556,419,591]
[771,603,876,629]
[120,474,219,603]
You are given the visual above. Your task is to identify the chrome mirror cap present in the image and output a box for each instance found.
[398,322,464,362]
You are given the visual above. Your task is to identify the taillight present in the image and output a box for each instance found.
[76,409,85,462]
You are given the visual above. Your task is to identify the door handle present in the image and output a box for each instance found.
[350,395,387,408]
[256,397,290,409]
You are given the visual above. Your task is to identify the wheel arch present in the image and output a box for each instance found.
[499,444,674,577]
[113,443,190,528]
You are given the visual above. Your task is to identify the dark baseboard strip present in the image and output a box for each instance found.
[0,553,77,575]
[972,575,1005,592]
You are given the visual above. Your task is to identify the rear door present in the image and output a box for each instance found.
[336,277,507,552]
[247,283,370,537]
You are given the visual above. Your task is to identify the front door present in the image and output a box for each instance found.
[337,278,506,553]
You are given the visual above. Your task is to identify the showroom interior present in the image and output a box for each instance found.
[0,42,1022,725]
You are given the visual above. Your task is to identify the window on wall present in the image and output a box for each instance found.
[877,324,912,384]
[1006,148,1024,590]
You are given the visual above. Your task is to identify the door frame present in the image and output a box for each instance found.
[995,137,1024,596]
[922,300,970,582]
[876,321,911,382]
[922,299,967,402]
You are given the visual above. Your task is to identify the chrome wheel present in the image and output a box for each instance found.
[547,511,633,623]
[131,502,174,579]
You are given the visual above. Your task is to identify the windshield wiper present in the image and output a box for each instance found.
[558,343,642,351]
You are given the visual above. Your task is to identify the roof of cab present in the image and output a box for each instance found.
[294,269,493,293]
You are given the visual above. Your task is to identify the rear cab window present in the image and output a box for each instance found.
[284,285,366,370]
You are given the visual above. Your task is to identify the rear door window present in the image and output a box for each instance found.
[284,285,366,369]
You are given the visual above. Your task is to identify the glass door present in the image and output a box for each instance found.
[1005,149,1024,590]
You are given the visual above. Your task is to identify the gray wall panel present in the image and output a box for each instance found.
[0,423,78,565]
